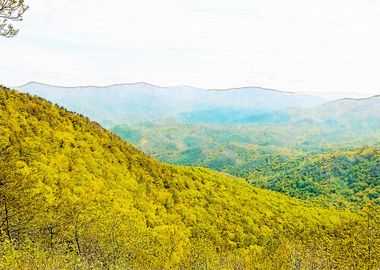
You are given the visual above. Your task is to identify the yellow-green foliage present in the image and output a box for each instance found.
[0,87,379,269]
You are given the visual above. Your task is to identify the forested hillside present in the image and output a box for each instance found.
[18,83,380,210]
[113,120,380,208]
[1,87,379,269]
[245,148,380,208]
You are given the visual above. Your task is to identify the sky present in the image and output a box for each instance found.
[1,0,380,96]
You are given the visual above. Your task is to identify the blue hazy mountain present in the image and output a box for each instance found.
[17,82,329,127]
[276,95,380,131]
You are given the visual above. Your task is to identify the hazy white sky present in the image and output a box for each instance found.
[1,0,380,95]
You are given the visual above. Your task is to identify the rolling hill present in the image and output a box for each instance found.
[245,147,380,207]
[113,121,380,208]
[1,86,379,269]
[17,82,328,127]
[269,95,380,131]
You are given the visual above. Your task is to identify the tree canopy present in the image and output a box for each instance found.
[0,86,379,269]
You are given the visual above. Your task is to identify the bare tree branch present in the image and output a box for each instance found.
[0,0,28,38]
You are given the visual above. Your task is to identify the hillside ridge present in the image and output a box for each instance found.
[0,86,379,269]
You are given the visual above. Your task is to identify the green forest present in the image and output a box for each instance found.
[1,87,380,269]
[113,121,380,209]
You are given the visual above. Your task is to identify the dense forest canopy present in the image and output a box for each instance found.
[16,83,380,210]
[113,120,380,209]
[0,86,379,269]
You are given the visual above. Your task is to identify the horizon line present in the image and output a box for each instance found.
[14,81,373,99]
[15,81,300,95]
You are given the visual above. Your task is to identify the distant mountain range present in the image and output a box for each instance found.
[267,95,380,132]
[17,82,330,127]
[17,82,379,127]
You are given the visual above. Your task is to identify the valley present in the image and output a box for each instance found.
[1,84,379,269]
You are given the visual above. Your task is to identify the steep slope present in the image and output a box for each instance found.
[0,87,379,269]
[17,82,327,127]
